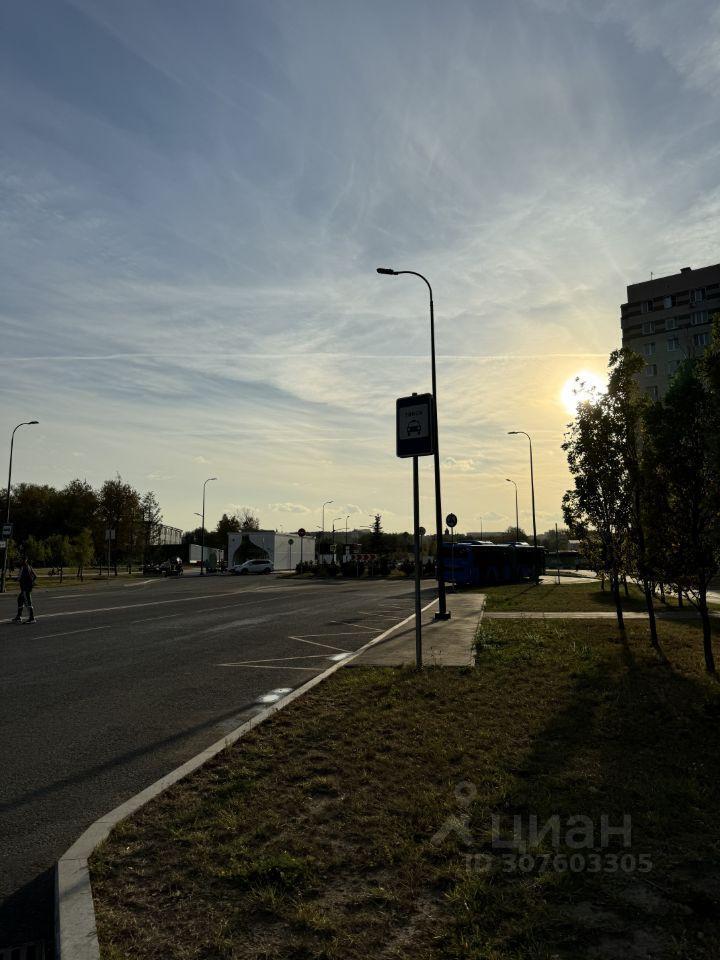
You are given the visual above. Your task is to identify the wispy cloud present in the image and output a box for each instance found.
[2,0,718,530]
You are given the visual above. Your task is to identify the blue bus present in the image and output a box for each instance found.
[440,540,545,586]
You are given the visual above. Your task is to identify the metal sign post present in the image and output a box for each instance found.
[288,537,294,569]
[298,528,306,569]
[397,393,435,669]
[446,513,458,588]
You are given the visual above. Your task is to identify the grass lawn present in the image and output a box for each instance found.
[479,580,686,613]
[91,619,720,959]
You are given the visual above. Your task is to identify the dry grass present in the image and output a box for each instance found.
[92,619,720,959]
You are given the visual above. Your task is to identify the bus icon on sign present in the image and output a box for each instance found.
[407,419,422,436]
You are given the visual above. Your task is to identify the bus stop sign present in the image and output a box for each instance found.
[396,393,435,458]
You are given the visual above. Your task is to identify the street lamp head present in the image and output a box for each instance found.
[28,420,39,425]
[508,430,518,435]
[208,476,217,481]
[376,267,397,275]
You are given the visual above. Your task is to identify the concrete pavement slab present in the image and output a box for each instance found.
[351,592,485,666]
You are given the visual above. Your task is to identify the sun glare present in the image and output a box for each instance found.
[561,370,607,415]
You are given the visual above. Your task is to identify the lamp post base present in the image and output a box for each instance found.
[434,610,452,621]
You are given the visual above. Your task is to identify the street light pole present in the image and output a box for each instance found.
[1,420,39,593]
[377,267,450,619]
[200,477,217,576]
[508,430,537,549]
[345,515,350,548]
[506,478,519,542]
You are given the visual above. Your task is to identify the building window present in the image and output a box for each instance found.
[644,363,657,377]
[646,386,659,401]
[667,337,680,352]
[642,320,655,335]
[663,295,674,309]
[693,332,710,348]
[691,287,705,304]
[691,310,708,325]
[643,342,656,357]
[665,316,678,331]
[641,300,653,314]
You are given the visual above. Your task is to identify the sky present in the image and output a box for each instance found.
[1,0,719,537]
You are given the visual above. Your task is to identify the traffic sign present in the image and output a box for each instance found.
[0,540,6,550]
[446,513,458,528]
[288,538,294,545]
[297,528,306,538]
[396,393,435,458]
[104,529,116,541]
[2,523,12,537]
[418,526,426,537]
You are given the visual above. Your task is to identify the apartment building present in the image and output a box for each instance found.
[620,263,720,398]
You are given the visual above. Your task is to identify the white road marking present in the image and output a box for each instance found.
[257,687,293,703]
[219,664,319,671]
[288,635,351,652]
[28,625,108,641]
[9,588,276,621]
[131,612,184,624]
[222,654,332,665]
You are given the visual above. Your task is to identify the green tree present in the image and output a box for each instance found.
[140,491,163,560]
[46,533,71,580]
[644,355,719,672]
[98,475,142,572]
[238,508,260,531]
[71,528,95,581]
[563,389,631,631]
[25,534,48,566]
[370,514,384,555]
[605,347,663,654]
[207,512,242,549]
[58,479,99,537]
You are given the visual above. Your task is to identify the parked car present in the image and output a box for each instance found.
[229,559,273,575]
[143,558,183,576]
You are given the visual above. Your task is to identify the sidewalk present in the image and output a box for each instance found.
[351,592,485,667]
[483,609,719,619]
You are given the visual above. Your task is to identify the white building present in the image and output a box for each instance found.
[227,530,316,570]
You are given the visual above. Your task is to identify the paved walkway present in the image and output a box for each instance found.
[351,593,485,667]
[483,609,719,619]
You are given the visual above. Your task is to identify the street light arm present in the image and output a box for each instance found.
[379,269,433,301]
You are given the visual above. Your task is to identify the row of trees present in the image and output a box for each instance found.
[2,475,164,570]
[563,318,720,672]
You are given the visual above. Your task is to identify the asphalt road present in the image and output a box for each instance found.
[0,573,427,949]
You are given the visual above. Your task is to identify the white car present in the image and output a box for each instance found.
[230,559,274,575]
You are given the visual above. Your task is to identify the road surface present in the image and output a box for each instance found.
[0,573,427,950]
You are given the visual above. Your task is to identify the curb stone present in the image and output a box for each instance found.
[55,598,438,959]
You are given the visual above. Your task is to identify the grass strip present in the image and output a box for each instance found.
[92,619,720,959]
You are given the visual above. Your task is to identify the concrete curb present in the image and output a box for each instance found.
[55,597,438,960]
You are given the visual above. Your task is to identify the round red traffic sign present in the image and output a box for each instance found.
[297,528,306,537]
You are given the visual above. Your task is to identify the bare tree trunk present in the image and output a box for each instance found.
[677,587,683,609]
[612,573,625,631]
[699,586,715,674]
[643,578,662,655]
[659,582,666,603]
[623,574,630,597]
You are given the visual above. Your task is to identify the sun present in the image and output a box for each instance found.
[561,369,607,415]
